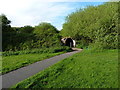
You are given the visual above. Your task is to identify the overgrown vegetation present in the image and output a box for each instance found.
[12,49,118,88]
[61,2,119,49]
[1,14,62,51]
[1,2,119,51]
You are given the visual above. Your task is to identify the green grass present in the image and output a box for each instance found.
[12,49,118,88]
[2,46,72,56]
[2,46,72,74]
[2,52,64,74]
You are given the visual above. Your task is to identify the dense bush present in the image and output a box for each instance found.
[61,2,119,49]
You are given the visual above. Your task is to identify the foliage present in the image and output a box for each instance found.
[34,22,58,35]
[18,26,34,34]
[12,49,118,88]
[1,14,62,51]
[0,14,12,33]
[61,2,119,49]
[33,22,61,48]
[1,14,16,51]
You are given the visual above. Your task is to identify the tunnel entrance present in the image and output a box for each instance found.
[61,37,76,47]
[65,38,73,47]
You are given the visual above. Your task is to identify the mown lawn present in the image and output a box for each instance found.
[2,52,64,74]
[12,49,118,88]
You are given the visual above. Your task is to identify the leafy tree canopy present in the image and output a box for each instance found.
[19,25,34,34]
[34,22,58,36]
[0,14,12,32]
[61,2,119,49]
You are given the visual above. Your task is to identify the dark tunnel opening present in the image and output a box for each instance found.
[65,38,74,47]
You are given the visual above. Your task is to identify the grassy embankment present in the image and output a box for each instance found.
[2,46,72,74]
[12,49,118,88]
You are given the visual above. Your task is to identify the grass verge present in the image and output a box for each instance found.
[2,46,72,74]
[12,49,118,88]
[2,52,64,74]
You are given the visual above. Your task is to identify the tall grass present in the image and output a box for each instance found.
[2,46,72,56]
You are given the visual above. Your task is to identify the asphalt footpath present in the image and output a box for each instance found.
[2,49,82,88]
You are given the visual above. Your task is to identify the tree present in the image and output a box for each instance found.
[34,22,61,48]
[1,14,15,51]
[61,2,118,49]
[34,22,58,35]
[19,25,34,34]
[0,14,13,33]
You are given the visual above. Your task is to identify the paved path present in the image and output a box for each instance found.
[2,49,82,88]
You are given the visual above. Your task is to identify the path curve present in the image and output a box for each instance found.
[2,49,82,88]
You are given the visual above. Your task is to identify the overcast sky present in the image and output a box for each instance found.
[0,0,110,30]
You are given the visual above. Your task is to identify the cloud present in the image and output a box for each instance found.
[0,1,76,29]
[0,0,107,30]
